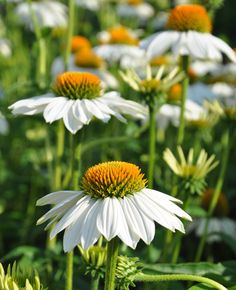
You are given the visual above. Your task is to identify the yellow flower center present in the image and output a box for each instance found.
[224,107,236,119]
[74,48,105,68]
[166,4,212,33]
[187,118,210,129]
[139,79,160,95]
[81,161,147,198]
[108,26,139,45]
[127,0,143,6]
[52,72,101,100]
[168,83,182,101]
[71,36,91,53]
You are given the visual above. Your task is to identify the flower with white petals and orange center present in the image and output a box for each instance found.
[9,72,147,134]
[141,4,236,62]
[36,161,191,251]
[167,4,212,33]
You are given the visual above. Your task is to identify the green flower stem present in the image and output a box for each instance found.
[64,0,75,71]
[91,277,100,290]
[66,251,74,290]
[104,238,119,290]
[47,120,65,249]
[195,129,231,262]
[148,104,156,188]
[134,273,227,290]
[171,194,190,263]
[27,0,46,89]
[177,55,190,145]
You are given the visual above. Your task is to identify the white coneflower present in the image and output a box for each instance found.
[141,4,236,62]
[37,161,191,251]
[15,1,68,30]
[94,26,145,66]
[9,72,147,134]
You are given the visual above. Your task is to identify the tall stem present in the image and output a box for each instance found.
[195,129,230,262]
[134,273,227,290]
[27,0,46,89]
[148,104,156,188]
[64,0,75,71]
[65,251,74,290]
[104,238,119,290]
[91,277,100,290]
[177,55,189,145]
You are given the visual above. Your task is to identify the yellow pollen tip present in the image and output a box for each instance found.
[52,72,101,100]
[81,161,147,198]
[71,36,91,53]
[166,4,212,33]
[74,48,105,68]
[108,26,139,45]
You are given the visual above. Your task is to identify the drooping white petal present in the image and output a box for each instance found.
[50,195,91,238]
[209,34,236,62]
[141,189,192,221]
[63,102,83,134]
[132,191,185,232]
[73,99,92,124]
[83,99,111,122]
[36,190,83,206]
[80,199,103,249]
[43,97,69,123]
[121,196,155,244]
[116,200,140,249]
[97,198,121,241]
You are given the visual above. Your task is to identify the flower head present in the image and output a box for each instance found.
[37,161,191,251]
[164,146,218,194]
[141,4,236,62]
[166,4,212,33]
[120,65,183,104]
[9,72,146,134]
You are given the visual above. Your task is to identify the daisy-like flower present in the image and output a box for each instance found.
[156,99,203,130]
[117,0,154,22]
[141,4,236,62]
[37,161,191,251]
[164,146,218,194]
[9,72,146,134]
[15,1,68,30]
[94,26,145,66]
[206,98,236,121]
[120,65,184,104]
[188,189,236,244]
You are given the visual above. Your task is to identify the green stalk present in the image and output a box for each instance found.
[148,104,156,188]
[194,129,230,262]
[171,194,190,263]
[91,277,100,290]
[65,251,74,290]
[177,55,190,145]
[27,0,46,88]
[134,273,227,290]
[64,0,75,71]
[104,238,119,290]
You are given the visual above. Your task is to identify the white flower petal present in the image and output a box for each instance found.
[50,195,90,238]
[80,199,103,249]
[63,102,83,134]
[73,99,92,124]
[43,97,69,123]
[36,190,82,206]
[97,198,120,241]
[121,197,155,244]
